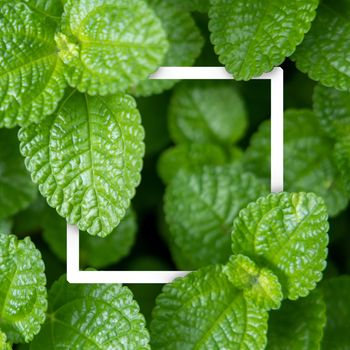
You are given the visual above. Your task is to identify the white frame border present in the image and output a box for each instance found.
[67,66,284,284]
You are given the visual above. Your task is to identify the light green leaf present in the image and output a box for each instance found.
[0,234,47,343]
[267,290,326,350]
[164,164,267,269]
[0,330,12,350]
[131,0,204,96]
[292,0,350,91]
[168,81,247,145]
[0,129,37,220]
[30,275,150,350]
[243,109,349,216]
[0,2,66,128]
[320,276,350,349]
[209,0,319,80]
[42,206,137,268]
[22,0,63,18]
[224,254,283,311]
[150,265,268,350]
[19,91,145,237]
[231,192,329,300]
[157,143,228,184]
[57,0,168,95]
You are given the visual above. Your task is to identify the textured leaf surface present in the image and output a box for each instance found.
[57,0,168,95]
[19,91,144,237]
[231,192,329,300]
[0,2,66,127]
[0,129,37,220]
[209,0,319,80]
[23,0,63,18]
[267,290,326,350]
[43,206,137,268]
[31,275,150,350]
[157,143,227,184]
[132,0,203,96]
[293,0,350,91]
[243,109,349,216]
[168,81,247,145]
[150,265,268,350]
[0,234,47,343]
[164,165,267,269]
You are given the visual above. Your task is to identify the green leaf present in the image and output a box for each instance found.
[157,143,228,184]
[243,109,349,216]
[334,135,350,194]
[0,234,47,343]
[0,330,12,350]
[164,164,267,269]
[22,0,63,18]
[30,275,150,350]
[19,91,145,237]
[42,206,137,268]
[0,129,37,220]
[0,2,66,128]
[292,0,350,91]
[267,290,326,350]
[0,219,12,235]
[57,0,168,95]
[231,192,329,300]
[169,0,210,13]
[150,265,268,350]
[168,81,247,145]
[131,0,204,96]
[320,276,350,349]
[209,0,319,80]
[224,254,283,311]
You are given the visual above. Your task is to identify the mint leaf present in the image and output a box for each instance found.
[0,2,66,127]
[164,165,267,269]
[57,0,168,95]
[168,82,247,145]
[157,143,227,184]
[30,275,150,349]
[0,129,37,220]
[292,0,350,91]
[267,290,326,350]
[150,265,268,350]
[19,91,145,237]
[231,192,329,300]
[209,0,319,80]
[131,0,204,96]
[0,234,47,343]
[224,254,283,311]
[23,0,63,18]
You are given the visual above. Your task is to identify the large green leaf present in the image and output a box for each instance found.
[292,0,350,91]
[57,0,168,95]
[30,275,150,349]
[168,81,247,145]
[0,129,37,220]
[231,192,329,300]
[131,0,204,96]
[19,91,145,237]
[150,265,268,350]
[0,2,66,128]
[23,0,63,18]
[164,164,267,269]
[209,0,319,80]
[0,234,47,343]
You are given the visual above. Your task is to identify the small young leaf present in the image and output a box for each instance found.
[150,265,268,350]
[168,81,247,145]
[0,129,37,220]
[30,275,150,349]
[0,2,66,127]
[57,0,168,95]
[19,91,144,237]
[224,254,283,311]
[22,0,63,18]
[292,0,350,91]
[0,234,47,343]
[231,192,329,300]
[267,290,326,350]
[209,0,319,80]
[164,164,267,269]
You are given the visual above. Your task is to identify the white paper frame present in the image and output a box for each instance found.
[67,66,284,284]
